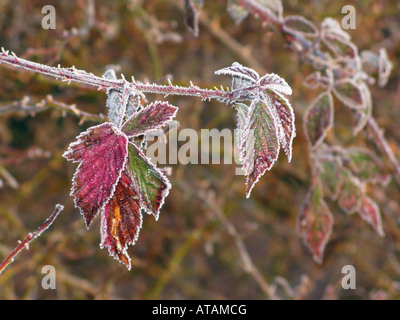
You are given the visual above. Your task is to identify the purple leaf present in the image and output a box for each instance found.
[63,123,128,227]
[241,97,280,197]
[122,101,178,137]
[304,91,334,148]
[126,142,171,220]
[359,195,385,237]
[100,171,143,270]
[283,15,318,37]
[298,183,333,264]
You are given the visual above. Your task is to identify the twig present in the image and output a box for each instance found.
[0,95,107,124]
[0,48,233,102]
[0,204,64,274]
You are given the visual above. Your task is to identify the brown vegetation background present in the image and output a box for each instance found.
[0,0,399,299]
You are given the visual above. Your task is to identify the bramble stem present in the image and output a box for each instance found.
[0,48,232,102]
[0,204,64,274]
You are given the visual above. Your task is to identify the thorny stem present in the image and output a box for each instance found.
[0,48,233,103]
[0,204,64,274]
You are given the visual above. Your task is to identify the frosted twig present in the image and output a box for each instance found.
[0,49,233,103]
[0,204,64,274]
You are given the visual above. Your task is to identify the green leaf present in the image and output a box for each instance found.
[126,142,170,220]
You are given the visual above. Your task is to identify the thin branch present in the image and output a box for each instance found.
[0,95,107,124]
[0,204,64,274]
[0,48,233,102]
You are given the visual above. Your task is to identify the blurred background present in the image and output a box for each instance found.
[0,0,399,299]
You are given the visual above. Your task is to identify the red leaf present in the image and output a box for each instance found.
[100,171,143,270]
[63,123,128,227]
[359,196,385,237]
[122,101,178,137]
[298,184,333,264]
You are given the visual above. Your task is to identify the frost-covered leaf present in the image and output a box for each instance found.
[316,153,343,200]
[100,171,142,270]
[265,89,295,161]
[361,50,379,75]
[234,102,249,144]
[283,15,318,37]
[257,0,283,19]
[183,0,203,37]
[241,97,280,197]
[359,195,385,237]
[352,81,372,135]
[321,18,351,42]
[378,48,393,88]
[215,62,259,83]
[103,70,126,128]
[103,70,142,127]
[215,62,259,101]
[304,91,334,148]
[343,147,382,182]
[321,34,358,58]
[126,142,170,219]
[122,101,178,137]
[259,73,292,96]
[333,80,365,110]
[337,169,362,214]
[227,0,248,25]
[298,183,333,264]
[125,94,141,120]
[63,123,128,227]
